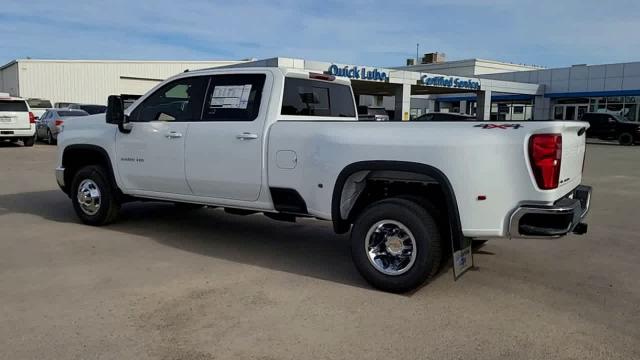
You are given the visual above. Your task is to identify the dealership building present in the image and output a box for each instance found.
[2,53,640,121]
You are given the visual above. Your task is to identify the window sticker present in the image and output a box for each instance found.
[210,85,252,109]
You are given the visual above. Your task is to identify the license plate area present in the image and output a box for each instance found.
[1,130,14,135]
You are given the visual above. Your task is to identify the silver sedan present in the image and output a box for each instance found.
[36,109,89,144]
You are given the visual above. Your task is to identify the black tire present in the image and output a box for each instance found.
[350,198,442,293]
[173,202,205,211]
[23,135,35,147]
[618,132,634,146]
[70,165,120,225]
[46,129,56,145]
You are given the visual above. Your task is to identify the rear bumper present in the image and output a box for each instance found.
[509,185,592,238]
[0,128,36,137]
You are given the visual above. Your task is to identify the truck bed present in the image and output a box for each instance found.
[267,120,588,237]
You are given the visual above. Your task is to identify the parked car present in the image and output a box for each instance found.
[581,112,640,145]
[26,98,53,120]
[55,102,77,109]
[0,93,36,146]
[412,112,476,121]
[67,104,107,115]
[36,108,89,144]
[55,67,591,293]
[357,106,389,121]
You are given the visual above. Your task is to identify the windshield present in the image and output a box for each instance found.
[58,110,89,117]
[27,99,52,109]
[0,100,28,112]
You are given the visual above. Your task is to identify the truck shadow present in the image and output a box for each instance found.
[0,190,377,289]
[0,141,24,148]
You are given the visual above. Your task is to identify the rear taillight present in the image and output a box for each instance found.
[529,134,562,190]
[29,112,36,124]
[55,119,64,127]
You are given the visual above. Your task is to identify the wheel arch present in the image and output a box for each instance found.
[61,144,120,197]
[331,161,463,243]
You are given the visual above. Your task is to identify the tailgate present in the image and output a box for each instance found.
[0,100,30,130]
[555,122,588,193]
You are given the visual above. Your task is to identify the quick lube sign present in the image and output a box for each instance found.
[421,74,481,90]
[328,64,388,81]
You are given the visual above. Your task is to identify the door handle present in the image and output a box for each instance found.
[236,132,258,140]
[165,131,183,139]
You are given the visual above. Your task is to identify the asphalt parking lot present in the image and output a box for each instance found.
[1,141,639,360]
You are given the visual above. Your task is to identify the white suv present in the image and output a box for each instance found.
[0,93,36,146]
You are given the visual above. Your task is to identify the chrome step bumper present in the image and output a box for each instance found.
[509,185,592,238]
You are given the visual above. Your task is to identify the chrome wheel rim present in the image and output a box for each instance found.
[77,179,101,215]
[365,220,417,276]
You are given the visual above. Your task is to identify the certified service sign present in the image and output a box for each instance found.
[421,74,481,90]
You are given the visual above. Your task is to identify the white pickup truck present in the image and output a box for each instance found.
[55,67,591,292]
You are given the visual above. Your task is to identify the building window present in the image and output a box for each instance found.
[554,106,564,120]
[553,95,640,122]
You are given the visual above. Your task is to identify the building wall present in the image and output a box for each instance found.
[7,59,243,105]
[481,62,640,94]
[482,62,640,120]
[0,62,20,96]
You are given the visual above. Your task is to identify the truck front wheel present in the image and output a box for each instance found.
[350,198,442,293]
[71,165,120,225]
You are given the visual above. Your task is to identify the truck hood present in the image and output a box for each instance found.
[63,113,107,129]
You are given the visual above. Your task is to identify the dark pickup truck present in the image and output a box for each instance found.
[581,112,640,145]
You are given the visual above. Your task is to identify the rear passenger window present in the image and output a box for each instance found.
[201,74,266,121]
[0,100,28,112]
[281,78,355,117]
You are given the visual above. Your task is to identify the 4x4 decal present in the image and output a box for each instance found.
[474,123,523,129]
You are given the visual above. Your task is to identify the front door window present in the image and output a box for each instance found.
[130,77,208,122]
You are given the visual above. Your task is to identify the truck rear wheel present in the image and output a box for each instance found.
[350,198,442,293]
[71,165,120,225]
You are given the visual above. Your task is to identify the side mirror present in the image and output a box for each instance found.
[106,95,130,133]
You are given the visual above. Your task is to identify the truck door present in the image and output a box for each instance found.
[115,76,208,194]
[185,72,271,201]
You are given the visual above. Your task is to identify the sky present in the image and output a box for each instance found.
[1,0,640,68]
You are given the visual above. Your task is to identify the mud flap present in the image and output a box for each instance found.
[452,236,473,280]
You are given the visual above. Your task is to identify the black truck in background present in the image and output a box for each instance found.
[581,112,640,145]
